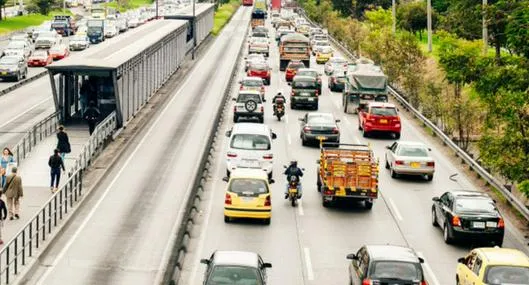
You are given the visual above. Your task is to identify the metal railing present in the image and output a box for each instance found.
[300,10,529,222]
[12,112,60,164]
[0,112,117,284]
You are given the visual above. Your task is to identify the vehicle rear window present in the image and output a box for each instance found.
[229,179,269,196]
[243,80,262,87]
[320,46,332,53]
[454,198,497,214]
[485,266,529,285]
[237,93,261,103]
[298,71,317,77]
[288,63,305,69]
[371,107,397,116]
[308,115,334,124]
[250,63,268,70]
[397,146,428,157]
[231,134,271,150]
[208,265,263,285]
[293,80,317,89]
[370,261,422,280]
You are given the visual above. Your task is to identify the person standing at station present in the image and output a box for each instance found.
[84,101,100,135]
[3,166,23,220]
[0,197,6,244]
[48,149,66,193]
[0,148,15,187]
[56,125,71,161]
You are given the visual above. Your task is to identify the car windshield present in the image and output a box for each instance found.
[229,178,269,196]
[454,197,497,213]
[71,36,86,41]
[252,33,267,38]
[319,46,332,53]
[293,80,316,89]
[251,37,268,43]
[371,107,397,116]
[315,41,328,46]
[308,114,334,125]
[371,261,422,280]
[486,265,529,285]
[207,265,263,285]
[231,134,271,150]
[298,70,317,77]
[397,146,429,157]
[237,93,261,103]
[331,58,346,64]
[32,51,48,57]
[243,80,262,87]
[0,57,19,65]
[250,63,268,70]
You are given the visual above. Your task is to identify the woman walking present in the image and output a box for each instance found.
[56,125,71,161]
[0,148,15,188]
[48,149,65,193]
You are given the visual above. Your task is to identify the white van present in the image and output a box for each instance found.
[225,123,277,179]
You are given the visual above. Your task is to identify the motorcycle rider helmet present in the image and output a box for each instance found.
[290,160,297,167]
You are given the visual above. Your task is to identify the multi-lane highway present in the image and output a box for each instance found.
[20,7,251,285]
[178,15,529,285]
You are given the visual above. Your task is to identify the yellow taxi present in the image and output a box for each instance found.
[456,247,529,285]
[223,169,273,225]
[316,46,334,64]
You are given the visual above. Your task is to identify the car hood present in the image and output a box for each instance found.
[0,64,18,69]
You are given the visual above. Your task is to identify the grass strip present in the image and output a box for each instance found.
[0,10,73,35]
[212,0,240,36]
[106,0,154,13]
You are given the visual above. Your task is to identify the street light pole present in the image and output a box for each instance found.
[427,0,432,52]
[63,0,66,13]
[391,0,396,35]
[192,0,197,60]
[482,0,488,55]
[156,0,159,18]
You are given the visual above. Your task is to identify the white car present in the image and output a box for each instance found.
[244,54,266,72]
[324,56,348,75]
[3,41,32,58]
[312,40,330,55]
[69,35,90,51]
[232,90,264,123]
[385,141,435,181]
[128,17,141,28]
[225,123,277,179]
[104,24,119,38]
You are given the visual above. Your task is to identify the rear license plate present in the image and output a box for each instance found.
[486,221,498,228]
[380,119,388,124]
[307,98,314,101]
[473,221,486,229]
[241,159,259,168]
[242,197,254,202]
[316,136,327,140]
[410,162,420,168]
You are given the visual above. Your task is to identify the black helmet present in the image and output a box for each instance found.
[290,160,297,167]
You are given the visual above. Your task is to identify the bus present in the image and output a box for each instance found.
[91,6,106,19]
[242,0,253,6]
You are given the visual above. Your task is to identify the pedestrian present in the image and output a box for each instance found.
[83,101,100,135]
[48,149,65,193]
[56,125,71,161]
[79,82,89,116]
[0,148,15,188]
[2,166,23,220]
[0,197,6,245]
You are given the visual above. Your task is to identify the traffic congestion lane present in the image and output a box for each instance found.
[22,8,251,285]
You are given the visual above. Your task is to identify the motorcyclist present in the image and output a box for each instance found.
[272,91,286,115]
[284,160,303,199]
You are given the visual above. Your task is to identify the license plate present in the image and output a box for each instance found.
[289,189,297,194]
[241,159,259,168]
[308,98,314,101]
[380,119,388,124]
[473,221,486,229]
[301,92,310,96]
[242,197,254,202]
[316,136,327,140]
[410,162,420,168]
[486,221,498,228]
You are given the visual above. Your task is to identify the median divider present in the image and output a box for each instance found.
[300,10,529,223]
[0,70,48,97]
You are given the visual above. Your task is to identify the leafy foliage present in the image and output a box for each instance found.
[505,2,529,60]
[397,1,437,41]
[32,0,56,15]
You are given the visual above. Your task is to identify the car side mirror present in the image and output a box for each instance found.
[271,132,277,139]
[428,148,432,151]
[232,97,236,101]
[457,257,465,264]
[298,117,304,121]
[346,254,358,260]
[287,82,291,86]
[225,130,231,137]
[335,119,340,123]
[432,197,440,202]
[238,80,242,84]
[262,262,272,268]
[222,177,229,182]
[316,159,320,164]
[283,165,287,169]
[200,258,210,264]
[268,179,275,184]
[418,257,425,263]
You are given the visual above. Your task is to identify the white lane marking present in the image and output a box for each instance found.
[285,114,289,123]
[0,97,51,129]
[298,199,304,216]
[417,252,441,285]
[388,198,403,221]
[287,133,291,145]
[36,30,214,284]
[333,98,341,110]
[303,247,315,281]
[342,117,361,144]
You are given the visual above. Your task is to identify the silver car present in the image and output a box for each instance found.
[69,35,90,51]
[385,141,435,180]
[324,56,348,75]
[232,90,264,123]
[0,56,28,82]
[244,54,266,72]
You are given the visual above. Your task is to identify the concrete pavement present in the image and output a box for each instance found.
[1,122,89,243]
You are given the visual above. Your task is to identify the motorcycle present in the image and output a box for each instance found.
[274,98,285,121]
[287,176,299,206]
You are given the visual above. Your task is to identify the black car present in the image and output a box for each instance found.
[346,245,427,285]
[200,251,272,285]
[432,190,505,246]
[289,75,319,110]
[328,69,347,92]
[299,112,340,146]
[296,68,322,94]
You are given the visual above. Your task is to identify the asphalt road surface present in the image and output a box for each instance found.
[21,7,251,285]
[178,16,529,285]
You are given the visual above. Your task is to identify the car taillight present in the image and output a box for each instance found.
[332,77,337,83]
[452,215,461,227]
[317,78,321,83]
[233,106,237,112]
[361,279,372,285]
[498,218,505,228]
[261,86,265,92]
[240,85,243,90]
[260,106,264,112]
[225,193,232,205]
[227,152,237,158]
[421,281,428,285]
[315,90,319,96]
[263,154,273,159]
[395,160,404,165]
[332,127,339,134]
[264,195,271,206]
[324,190,333,195]
[291,91,295,96]
[427,161,435,167]
[303,126,311,133]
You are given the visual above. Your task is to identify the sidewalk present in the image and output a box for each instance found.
[1,122,90,243]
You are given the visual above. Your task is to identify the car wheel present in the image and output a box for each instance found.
[290,103,295,110]
[427,174,434,181]
[317,175,321,191]
[24,70,27,79]
[313,104,318,110]
[233,115,238,123]
[358,122,362,131]
[301,137,307,146]
[443,224,453,244]
[432,208,439,227]
[385,159,390,169]
[224,215,231,223]
[268,171,273,180]
[263,218,271,225]
[365,199,373,210]
[226,169,231,177]
[395,132,401,139]
[16,72,20,82]
[258,116,264,123]
[493,238,504,247]
[362,129,369,138]
[390,166,398,178]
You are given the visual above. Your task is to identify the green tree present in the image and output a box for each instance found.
[432,0,450,13]
[33,0,56,15]
[0,0,6,20]
[350,0,392,18]
[439,0,482,40]
[398,1,437,41]
[484,0,518,63]
[505,2,529,59]
[364,7,392,30]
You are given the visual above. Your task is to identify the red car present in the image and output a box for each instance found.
[285,60,305,82]
[28,50,53,67]
[358,102,401,139]
[247,61,271,85]
[242,0,253,6]
[49,44,70,60]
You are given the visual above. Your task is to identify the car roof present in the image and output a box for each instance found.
[475,248,529,266]
[213,251,260,268]
[307,112,334,119]
[297,68,318,73]
[368,102,396,108]
[365,245,420,263]
[232,123,270,135]
[396,141,427,147]
[238,90,261,95]
[230,168,269,180]
[293,75,315,81]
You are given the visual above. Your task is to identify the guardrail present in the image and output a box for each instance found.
[12,111,60,164]
[0,111,117,284]
[299,10,529,222]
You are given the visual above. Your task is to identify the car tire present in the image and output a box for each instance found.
[443,224,453,244]
[493,238,504,247]
[390,166,398,178]
[427,174,434,181]
[395,133,401,139]
[24,70,27,79]
[258,117,264,123]
[317,175,321,191]
[358,122,362,131]
[385,159,390,169]
[233,115,238,123]
[224,215,231,223]
[290,103,295,110]
[362,129,369,138]
[313,104,318,110]
[268,171,273,180]
[365,199,373,210]
[322,198,331,208]
[432,208,439,227]
[301,137,307,146]
[263,218,271,225]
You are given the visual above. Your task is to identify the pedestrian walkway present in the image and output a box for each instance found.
[1,122,90,243]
